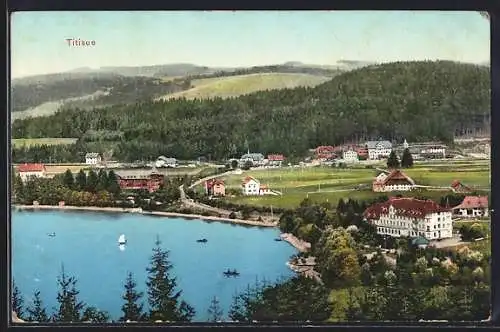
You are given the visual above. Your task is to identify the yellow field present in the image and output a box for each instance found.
[158,73,331,100]
[12,138,78,148]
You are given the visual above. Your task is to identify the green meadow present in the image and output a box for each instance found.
[215,160,490,209]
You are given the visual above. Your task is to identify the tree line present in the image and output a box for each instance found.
[12,61,490,162]
[12,168,182,210]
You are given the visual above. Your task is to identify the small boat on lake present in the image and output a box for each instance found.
[274,238,282,242]
[223,269,240,277]
[47,232,56,237]
[196,238,208,243]
[118,234,127,245]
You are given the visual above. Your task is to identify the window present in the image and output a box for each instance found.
[426,226,430,232]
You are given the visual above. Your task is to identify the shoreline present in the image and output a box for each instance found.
[13,204,279,228]
[13,204,317,281]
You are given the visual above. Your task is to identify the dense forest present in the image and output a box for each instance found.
[12,61,490,162]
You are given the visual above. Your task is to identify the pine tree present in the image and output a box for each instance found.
[387,151,400,169]
[75,170,87,191]
[106,170,121,196]
[96,169,108,192]
[120,272,145,322]
[227,293,246,322]
[12,280,24,319]
[63,169,75,189]
[81,307,110,323]
[26,290,49,322]
[13,174,25,203]
[86,170,98,193]
[53,265,85,322]
[400,148,414,168]
[146,236,195,322]
[207,296,223,322]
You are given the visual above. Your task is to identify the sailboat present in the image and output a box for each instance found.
[118,234,127,245]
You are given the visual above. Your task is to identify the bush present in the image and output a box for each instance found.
[228,212,236,219]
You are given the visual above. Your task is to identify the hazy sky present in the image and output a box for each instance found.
[10,11,490,78]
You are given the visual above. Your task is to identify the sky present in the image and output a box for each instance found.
[10,11,490,78]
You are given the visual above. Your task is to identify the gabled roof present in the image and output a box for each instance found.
[452,196,489,210]
[17,163,45,172]
[450,180,472,192]
[85,152,100,158]
[364,197,449,220]
[242,176,259,185]
[374,169,415,185]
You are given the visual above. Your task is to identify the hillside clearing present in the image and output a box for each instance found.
[12,138,78,148]
[158,73,331,100]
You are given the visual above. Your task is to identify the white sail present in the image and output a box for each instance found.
[118,234,126,244]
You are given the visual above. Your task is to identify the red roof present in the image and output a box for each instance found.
[373,169,414,185]
[315,146,334,153]
[364,197,449,220]
[17,163,45,172]
[213,179,225,186]
[452,196,489,210]
[267,154,285,161]
[242,176,259,185]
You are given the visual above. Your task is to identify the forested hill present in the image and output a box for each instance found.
[12,61,490,162]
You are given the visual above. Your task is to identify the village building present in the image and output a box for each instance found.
[452,196,489,218]
[240,152,265,167]
[365,140,393,160]
[156,156,177,168]
[241,176,272,195]
[450,180,473,193]
[420,145,446,159]
[372,169,416,192]
[85,152,102,165]
[267,154,285,167]
[342,150,359,163]
[315,146,336,160]
[363,197,453,240]
[17,163,47,182]
[205,179,226,197]
[115,170,164,193]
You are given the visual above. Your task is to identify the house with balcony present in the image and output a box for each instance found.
[372,169,416,192]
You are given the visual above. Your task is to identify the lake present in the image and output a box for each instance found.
[11,209,297,322]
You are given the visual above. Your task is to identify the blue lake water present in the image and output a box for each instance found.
[12,210,297,322]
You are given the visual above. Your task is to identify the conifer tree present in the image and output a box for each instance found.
[401,148,414,168]
[106,170,121,195]
[120,272,145,322]
[86,170,99,193]
[53,265,85,322]
[12,280,24,319]
[146,236,195,322]
[75,170,87,191]
[26,290,49,322]
[96,169,108,192]
[207,296,223,322]
[63,169,75,189]
[227,293,246,322]
[387,151,400,169]
[13,174,25,203]
[81,307,110,323]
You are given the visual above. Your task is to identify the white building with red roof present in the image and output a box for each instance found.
[241,176,272,196]
[16,163,47,182]
[452,196,489,218]
[372,169,416,192]
[267,154,285,167]
[363,197,453,240]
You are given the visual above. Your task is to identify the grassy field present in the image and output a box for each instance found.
[216,160,490,209]
[158,73,331,100]
[12,138,78,148]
